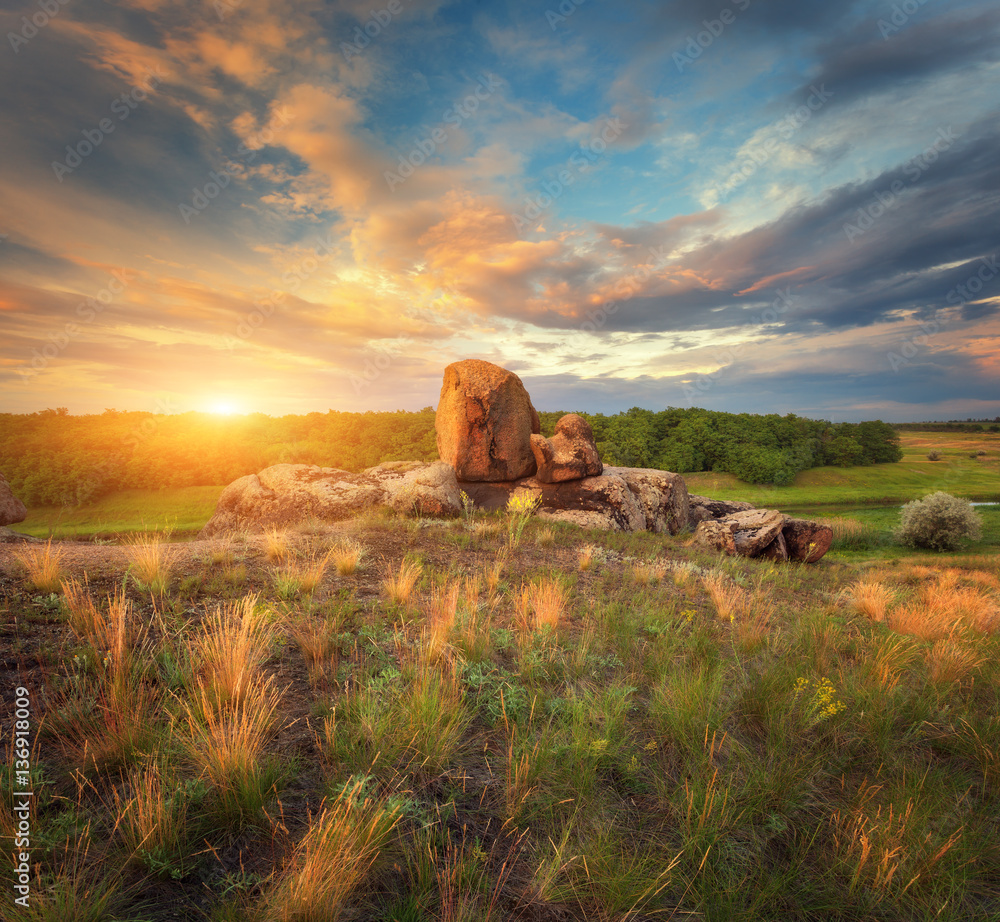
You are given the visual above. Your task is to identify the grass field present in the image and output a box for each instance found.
[2,507,999,921]
[686,431,1000,508]
[11,486,225,540]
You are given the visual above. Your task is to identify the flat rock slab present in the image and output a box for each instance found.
[693,509,833,563]
[688,494,755,526]
[0,526,38,544]
[461,465,690,534]
[201,461,461,535]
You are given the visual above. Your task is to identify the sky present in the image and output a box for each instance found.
[1,0,998,422]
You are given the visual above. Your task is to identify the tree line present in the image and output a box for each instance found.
[0,406,902,506]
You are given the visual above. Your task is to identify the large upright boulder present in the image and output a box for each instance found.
[530,414,603,483]
[0,473,27,527]
[436,360,540,482]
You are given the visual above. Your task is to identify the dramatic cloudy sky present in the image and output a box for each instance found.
[2,0,998,420]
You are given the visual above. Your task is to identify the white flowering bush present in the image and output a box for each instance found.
[896,492,982,552]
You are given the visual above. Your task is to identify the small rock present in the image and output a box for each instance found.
[782,518,833,563]
[530,414,603,483]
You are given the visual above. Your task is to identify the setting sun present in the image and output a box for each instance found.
[209,401,238,416]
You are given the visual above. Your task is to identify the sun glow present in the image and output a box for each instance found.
[209,400,238,416]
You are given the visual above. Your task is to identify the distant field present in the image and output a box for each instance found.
[9,431,998,539]
[11,486,225,539]
[685,431,1000,508]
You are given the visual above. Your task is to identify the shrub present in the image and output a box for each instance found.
[926,450,942,461]
[895,492,982,552]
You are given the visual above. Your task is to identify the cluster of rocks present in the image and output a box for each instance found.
[199,358,831,563]
[689,499,831,563]
[434,359,688,533]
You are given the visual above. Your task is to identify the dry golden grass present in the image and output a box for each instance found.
[865,633,917,692]
[847,576,895,623]
[125,532,177,594]
[113,764,187,861]
[630,561,663,586]
[194,595,276,710]
[203,537,234,567]
[424,580,460,664]
[829,516,863,538]
[182,677,283,797]
[703,573,741,622]
[890,576,999,640]
[535,526,555,548]
[263,786,400,922]
[503,735,541,827]
[516,577,567,631]
[265,527,292,564]
[330,540,364,576]
[578,545,595,571]
[299,550,334,593]
[733,595,775,654]
[485,557,504,596]
[61,576,104,641]
[925,638,984,685]
[383,558,423,606]
[671,563,695,587]
[829,781,962,897]
[291,618,341,686]
[15,539,65,592]
[49,651,159,771]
